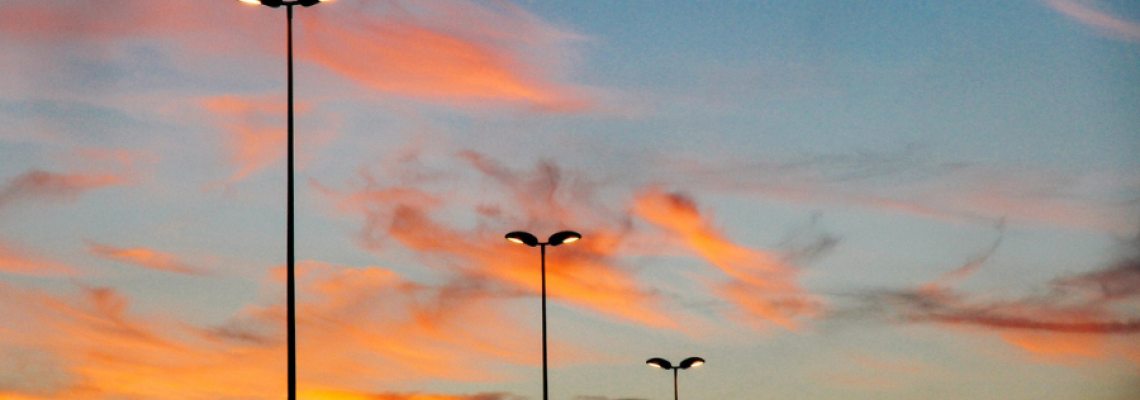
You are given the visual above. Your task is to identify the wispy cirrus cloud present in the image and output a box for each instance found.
[85,241,204,275]
[650,151,1140,234]
[0,170,126,209]
[200,94,290,187]
[0,147,147,210]
[0,261,555,399]
[318,149,828,331]
[0,240,74,276]
[305,1,591,111]
[851,231,1140,363]
[316,156,682,329]
[199,94,337,187]
[1045,0,1140,41]
[298,390,522,400]
[0,0,592,112]
[633,188,822,330]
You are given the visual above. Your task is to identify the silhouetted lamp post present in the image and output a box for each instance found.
[646,357,705,400]
[237,1,334,399]
[505,230,582,400]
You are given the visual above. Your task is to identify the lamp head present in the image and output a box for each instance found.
[679,357,705,369]
[239,0,280,6]
[505,231,540,247]
[547,231,581,247]
[646,358,672,370]
[238,0,332,6]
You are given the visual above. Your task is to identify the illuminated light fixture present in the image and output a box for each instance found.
[679,357,705,369]
[506,231,540,247]
[549,231,580,246]
[646,357,706,400]
[646,357,672,369]
[239,0,333,7]
[505,230,582,400]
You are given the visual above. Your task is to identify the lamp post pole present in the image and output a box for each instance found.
[540,243,548,400]
[673,368,678,400]
[285,6,296,399]
[505,231,582,400]
[237,2,332,399]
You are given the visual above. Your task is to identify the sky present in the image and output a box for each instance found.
[0,0,1138,399]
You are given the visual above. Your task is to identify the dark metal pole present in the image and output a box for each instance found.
[285,5,297,400]
[541,244,548,400]
[673,368,678,400]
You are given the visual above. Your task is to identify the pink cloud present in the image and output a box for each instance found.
[650,154,1138,234]
[304,2,590,111]
[1046,0,1140,41]
[0,148,147,209]
[199,94,335,187]
[0,0,592,111]
[316,153,685,330]
[0,170,126,209]
[0,261,583,399]
[0,0,271,53]
[85,241,204,275]
[201,95,290,187]
[0,240,74,276]
[632,188,822,330]
[297,390,520,400]
[318,150,836,332]
[861,235,1140,364]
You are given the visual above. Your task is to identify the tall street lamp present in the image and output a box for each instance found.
[505,230,582,400]
[237,1,334,399]
[646,357,705,400]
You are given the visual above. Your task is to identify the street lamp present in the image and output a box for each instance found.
[646,357,705,400]
[237,1,334,399]
[505,230,582,400]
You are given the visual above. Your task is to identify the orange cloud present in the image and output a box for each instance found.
[0,240,73,276]
[200,94,335,187]
[317,154,681,329]
[652,154,1137,234]
[0,260,578,399]
[299,389,519,400]
[0,0,591,111]
[201,95,289,186]
[860,236,1140,365]
[302,2,589,111]
[0,147,145,210]
[0,0,271,53]
[0,170,126,209]
[86,241,204,275]
[632,188,822,330]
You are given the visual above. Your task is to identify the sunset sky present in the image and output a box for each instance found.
[1,1,1138,399]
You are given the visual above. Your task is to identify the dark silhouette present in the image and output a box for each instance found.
[237,1,333,399]
[646,357,705,400]
[506,231,582,400]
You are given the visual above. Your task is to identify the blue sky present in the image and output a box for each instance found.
[0,1,1137,399]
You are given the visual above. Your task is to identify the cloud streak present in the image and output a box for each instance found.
[633,188,822,329]
[850,231,1140,362]
[0,0,592,111]
[648,151,1139,234]
[86,241,204,275]
[305,2,590,111]
[1046,0,1140,41]
[0,240,74,276]
[0,261,568,399]
[319,149,830,331]
[0,170,126,209]
[318,156,681,329]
